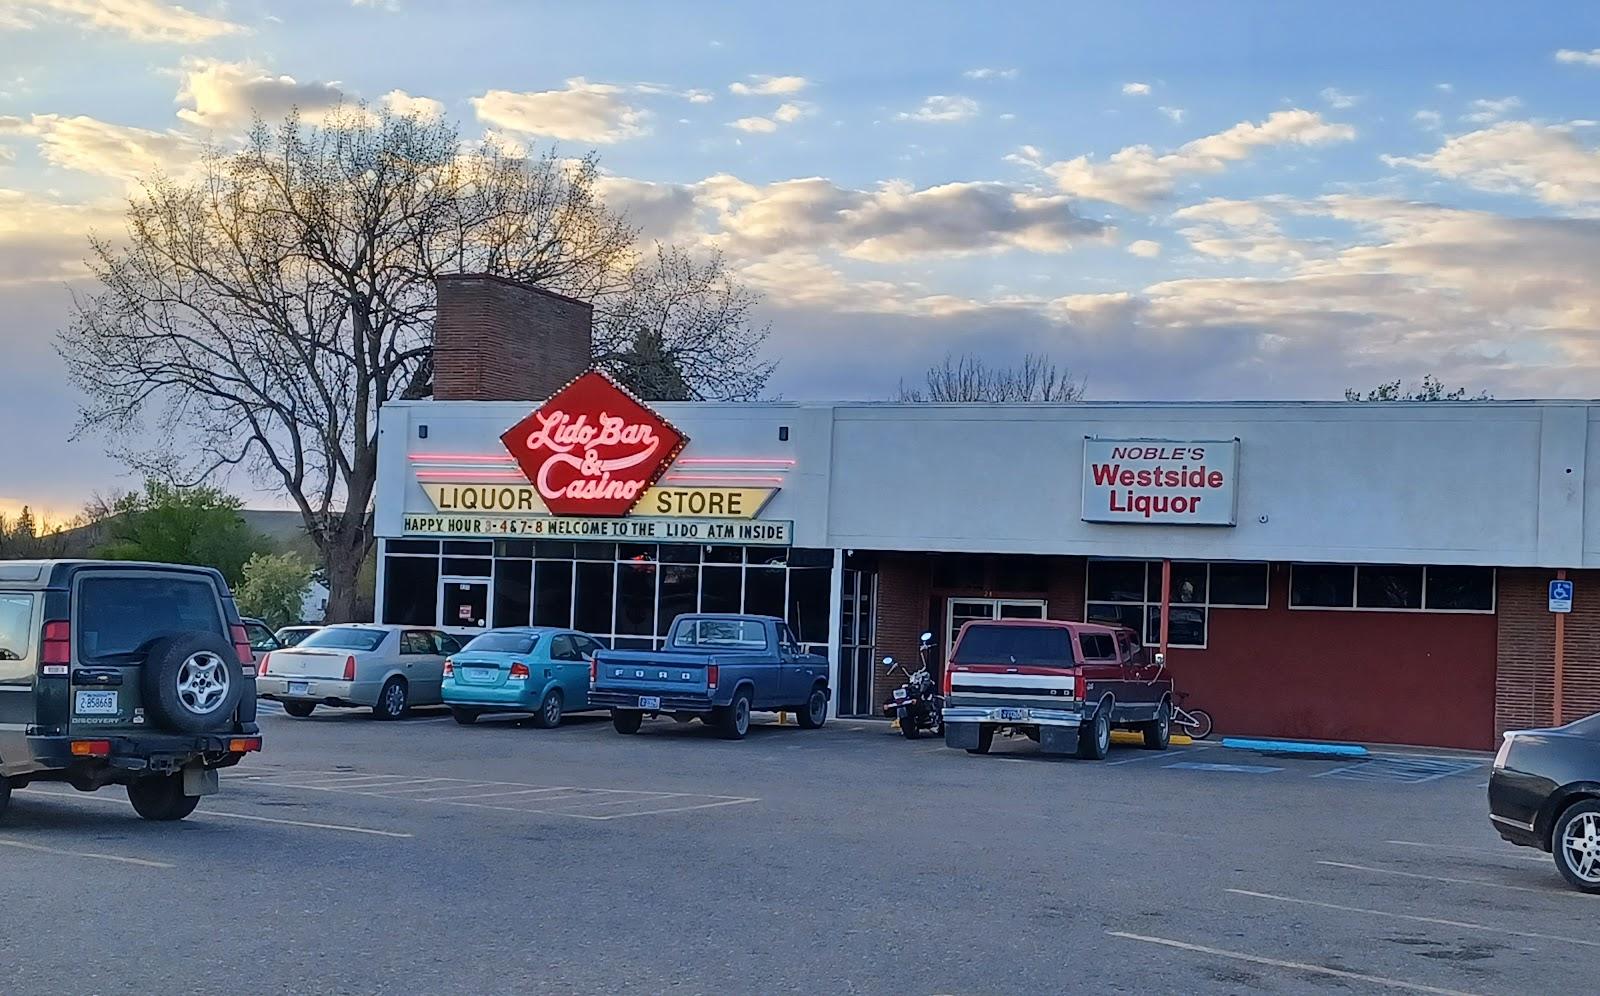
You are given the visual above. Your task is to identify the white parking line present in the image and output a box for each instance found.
[258,774,417,789]
[0,836,173,869]
[1227,889,1600,948]
[590,797,759,820]
[20,788,413,838]
[1107,931,1482,996]
[353,779,483,796]
[1385,839,1546,863]
[422,786,586,802]
[1318,860,1587,897]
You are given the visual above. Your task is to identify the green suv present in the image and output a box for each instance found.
[0,560,263,822]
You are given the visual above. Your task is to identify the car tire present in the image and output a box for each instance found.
[533,689,564,729]
[371,678,409,720]
[140,631,245,734]
[127,774,200,822]
[1553,799,1600,893]
[1142,700,1172,751]
[967,724,995,755]
[899,709,922,739]
[796,687,828,730]
[0,775,10,824]
[282,701,316,719]
[450,706,480,726]
[611,709,643,735]
[718,691,752,740]
[1077,707,1111,761]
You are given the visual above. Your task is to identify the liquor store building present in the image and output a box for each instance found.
[371,278,1600,751]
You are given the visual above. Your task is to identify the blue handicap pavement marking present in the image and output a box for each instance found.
[1313,756,1482,784]
[1165,761,1283,775]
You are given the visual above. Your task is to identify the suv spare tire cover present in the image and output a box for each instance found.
[140,631,245,734]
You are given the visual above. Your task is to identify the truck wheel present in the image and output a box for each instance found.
[450,707,480,726]
[796,687,828,729]
[127,774,200,822]
[0,775,10,824]
[532,689,564,729]
[718,691,752,740]
[371,678,409,720]
[611,709,643,735]
[1077,708,1111,760]
[1142,700,1172,750]
[967,724,995,755]
[283,701,316,719]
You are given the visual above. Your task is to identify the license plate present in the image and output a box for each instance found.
[638,696,661,710]
[998,707,1029,721]
[465,668,496,682]
[75,690,118,715]
[893,687,907,698]
[288,681,309,696]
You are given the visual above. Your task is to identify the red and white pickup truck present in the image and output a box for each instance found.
[941,619,1174,760]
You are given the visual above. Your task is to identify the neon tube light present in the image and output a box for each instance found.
[415,471,530,481]
[409,454,516,463]
[675,458,796,466]
[662,474,786,484]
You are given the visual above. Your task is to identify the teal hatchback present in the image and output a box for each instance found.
[441,627,605,727]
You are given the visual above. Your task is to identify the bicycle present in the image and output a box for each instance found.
[1171,692,1213,740]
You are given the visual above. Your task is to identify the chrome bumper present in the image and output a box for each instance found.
[942,705,1085,728]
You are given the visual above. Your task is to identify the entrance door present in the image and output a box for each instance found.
[944,598,1047,658]
[441,578,491,631]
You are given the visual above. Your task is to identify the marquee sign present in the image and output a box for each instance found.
[499,369,687,517]
[420,483,778,519]
[1081,438,1240,526]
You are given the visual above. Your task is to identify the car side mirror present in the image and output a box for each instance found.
[1154,653,1166,667]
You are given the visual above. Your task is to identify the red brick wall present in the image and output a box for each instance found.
[1166,563,1499,749]
[434,274,592,402]
[1496,568,1600,735]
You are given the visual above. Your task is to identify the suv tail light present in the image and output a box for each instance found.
[230,624,254,667]
[343,655,357,681]
[41,619,70,673]
[508,662,530,681]
[442,657,454,677]
[1074,670,1086,700]
[942,665,955,697]
[257,652,272,677]
[707,663,719,690]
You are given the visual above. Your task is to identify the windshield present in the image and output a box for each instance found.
[671,619,769,651]
[462,632,539,655]
[277,628,315,646]
[952,624,1075,667]
[300,627,388,652]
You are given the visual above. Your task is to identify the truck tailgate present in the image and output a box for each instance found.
[595,654,713,695]
[947,665,1078,707]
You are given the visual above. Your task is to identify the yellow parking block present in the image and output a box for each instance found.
[1111,730,1193,746]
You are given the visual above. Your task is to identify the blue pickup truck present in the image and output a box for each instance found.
[588,614,830,740]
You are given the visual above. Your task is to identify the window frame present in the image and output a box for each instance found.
[1083,560,1269,651]
[1287,564,1497,615]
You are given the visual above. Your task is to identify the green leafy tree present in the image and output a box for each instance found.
[96,480,268,584]
[0,507,71,559]
[1343,375,1492,401]
[235,552,315,628]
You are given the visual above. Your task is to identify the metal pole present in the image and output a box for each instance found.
[1555,568,1567,726]
[826,547,845,718]
[1159,559,1172,660]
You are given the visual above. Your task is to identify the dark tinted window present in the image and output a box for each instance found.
[435,633,461,654]
[550,635,580,661]
[615,562,656,636]
[276,627,315,646]
[952,624,1074,667]
[1078,632,1116,660]
[302,627,388,652]
[462,632,538,655]
[1290,564,1355,607]
[400,631,435,655]
[1425,566,1495,611]
[575,636,604,657]
[745,566,786,618]
[1210,562,1269,606]
[1086,560,1145,602]
[77,575,222,659]
[383,555,438,626]
[244,622,278,650]
[0,593,35,661]
[534,560,573,628]
[1357,565,1424,609]
[659,564,698,636]
[574,562,614,634]
[493,559,532,628]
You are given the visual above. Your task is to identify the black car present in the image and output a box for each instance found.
[1488,711,1600,892]
[0,560,263,823]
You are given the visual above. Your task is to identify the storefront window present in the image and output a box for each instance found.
[383,555,438,626]
[743,566,786,619]
[1356,565,1424,609]
[493,559,532,627]
[1290,564,1494,612]
[1086,560,1270,649]
[700,565,742,614]
[615,562,657,635]
[533,560,573,628]
[787,568,831,646]
[1424,566,1495,611]
[659,564,699,634]
[574,561,614,634]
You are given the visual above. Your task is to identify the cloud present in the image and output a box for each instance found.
[1015,109,1355,208]
[1126,239,1161,258]
[381,89,444,120]
[471,78,649,143]
[1462,96,1521,123]
[175,59,348,130]
[686,90,715,104]
[0,113,201,181]
[728,75,809,97]
[1121,82,1151,96]
[352,0,400,9]
[964,67,1018,80]
[774,101,811,123]
[0,187,123,285]
[1556,48,1600,66]
[1384,121,1600,207]
[1158,106,1184,123]
[1170,196,1315,263]
[896,95,979,124]
[1320,87,1359,109]
[1414,109,1442,129]
[730,116,777,134]
[6,0,245,43]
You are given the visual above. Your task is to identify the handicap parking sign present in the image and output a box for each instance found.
[1549,579,1574,613]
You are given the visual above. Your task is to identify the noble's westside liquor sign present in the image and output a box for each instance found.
[403,369,792,544]
[1081,439,1240,526]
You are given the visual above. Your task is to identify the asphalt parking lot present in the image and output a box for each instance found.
[2,706,1591,995]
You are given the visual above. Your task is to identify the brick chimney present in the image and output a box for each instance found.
[433,274,593,401]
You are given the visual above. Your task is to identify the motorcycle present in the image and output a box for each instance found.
[882,631,943,739]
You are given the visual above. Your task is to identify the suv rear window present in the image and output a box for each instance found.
[951,624,1075,667]
[76,575,223,660]
[301,627,389,652]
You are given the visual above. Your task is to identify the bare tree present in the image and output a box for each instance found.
[58,109,769,620]
[897,352,1086,403]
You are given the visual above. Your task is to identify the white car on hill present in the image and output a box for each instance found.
[257,624,462,719]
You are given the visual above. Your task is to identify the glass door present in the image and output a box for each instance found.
[440,578,491,631]
[944,597,1047,658]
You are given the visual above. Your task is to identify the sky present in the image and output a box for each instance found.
[1,0,1599,519]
